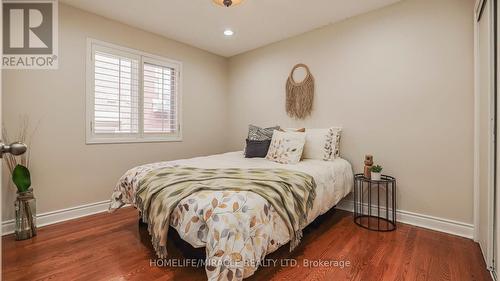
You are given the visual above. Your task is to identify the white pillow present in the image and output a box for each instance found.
[266,130,306,164]
[281,128,306,132]
[303,127,342,160]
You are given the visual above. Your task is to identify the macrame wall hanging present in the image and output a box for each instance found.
[286,63,315,119]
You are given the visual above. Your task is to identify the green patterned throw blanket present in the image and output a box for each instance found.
[136,166,316,258]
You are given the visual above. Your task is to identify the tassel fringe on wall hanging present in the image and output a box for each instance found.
[286,63,315,119]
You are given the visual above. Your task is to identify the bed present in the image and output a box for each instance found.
[109,151,353,281]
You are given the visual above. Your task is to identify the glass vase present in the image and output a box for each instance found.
[15,189,37,240]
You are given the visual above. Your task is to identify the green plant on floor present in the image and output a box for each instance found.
[3,116,39,240]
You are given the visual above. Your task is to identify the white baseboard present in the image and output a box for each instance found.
[1,198,474,239]
[2,200,111,235]
[337,200,474,239]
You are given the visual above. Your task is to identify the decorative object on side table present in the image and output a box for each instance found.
[4,117,37,240]
[370,165,383,181]
[353,173,396,231]
[363,155,373,178]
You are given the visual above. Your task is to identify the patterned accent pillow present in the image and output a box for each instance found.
[324,127,342,160]
[266,130,306,164]
[248,125,280,141]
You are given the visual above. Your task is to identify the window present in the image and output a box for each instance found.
[86,39,182,144]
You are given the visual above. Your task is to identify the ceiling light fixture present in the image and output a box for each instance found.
[223,29,234,36]
[213,0,244,8]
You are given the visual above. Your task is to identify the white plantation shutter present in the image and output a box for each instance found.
[87,40,182,144]
[93,50,139,134]
[143,61,178,134]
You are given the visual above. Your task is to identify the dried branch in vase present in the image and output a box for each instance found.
[3,115,40,192]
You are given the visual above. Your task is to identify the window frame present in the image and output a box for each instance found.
[86,38,183,144]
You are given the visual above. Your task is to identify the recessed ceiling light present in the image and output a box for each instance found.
[224,29,234,36]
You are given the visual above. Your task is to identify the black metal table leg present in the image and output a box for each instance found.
[353,173,396,232]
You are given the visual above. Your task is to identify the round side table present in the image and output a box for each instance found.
[353,173,396,232]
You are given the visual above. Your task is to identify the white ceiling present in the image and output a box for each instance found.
[61,0,401,57]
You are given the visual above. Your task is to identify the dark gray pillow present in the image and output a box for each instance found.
[245,139,272,158]
[248,125,280,141]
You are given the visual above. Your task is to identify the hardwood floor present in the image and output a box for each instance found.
[2,207,491,281]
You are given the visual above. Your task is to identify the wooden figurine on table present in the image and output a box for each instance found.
[364,155,373,179]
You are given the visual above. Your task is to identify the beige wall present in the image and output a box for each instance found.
[2,0,476,226]
[227,0,475,223]
[2,4,229,220]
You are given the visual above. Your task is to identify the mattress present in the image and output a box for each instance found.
[110,151,353,280]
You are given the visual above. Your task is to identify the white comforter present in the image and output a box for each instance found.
[110,152,353,280]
